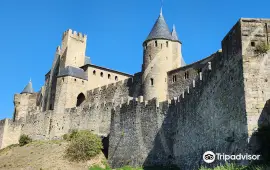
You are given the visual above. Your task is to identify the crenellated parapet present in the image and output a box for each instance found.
[62,29,87,42]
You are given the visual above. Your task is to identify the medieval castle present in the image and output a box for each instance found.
[0,9,270,169]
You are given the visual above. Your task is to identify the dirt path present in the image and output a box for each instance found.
[0,140,105,170]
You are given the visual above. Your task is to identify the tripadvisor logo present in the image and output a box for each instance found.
[203,151,215,163]
[203,151,261,164]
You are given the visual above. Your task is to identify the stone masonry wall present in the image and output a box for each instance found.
[167,54,214,99]
[240,19,270,136]
[108,49,249,170]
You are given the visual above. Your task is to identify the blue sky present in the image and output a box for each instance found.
[0,0,269,119]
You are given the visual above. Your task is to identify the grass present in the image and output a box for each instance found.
[89,163,270,170]
[0,144,19,154]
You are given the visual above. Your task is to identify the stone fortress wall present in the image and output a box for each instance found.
[0,17,270,170]
[108,18,270,169]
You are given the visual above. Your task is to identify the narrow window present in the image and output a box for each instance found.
[161,44,163,49]
[166,41,169,47]
[184,71,189,79]
[108,74,111,79]
[155,41,158,47]
[74,78,76,81]
[251,41,255,47]
[149,55,152,60]
[173,75,177,82]
[93,70,96,75]
[115,76,118,81]
[150,78,154,86]
[197,68,202,75]
[62,78,64,82]
[82,80,84,84]
[100,72,103,77]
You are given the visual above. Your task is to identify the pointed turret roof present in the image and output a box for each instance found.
[145,12,173,43]
[21,79,34,94]
[171,25,180,41]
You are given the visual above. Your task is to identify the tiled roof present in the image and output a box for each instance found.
[21,80,34,94]
[58,66,88,80]
[145,13,173,42]
[171,25,180,41]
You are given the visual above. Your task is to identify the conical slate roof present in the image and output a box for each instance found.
[171,25,179,41]
[21,80,34,94]
[145,13,173,42]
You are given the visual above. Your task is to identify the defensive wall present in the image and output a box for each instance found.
[0,72,142,149]
[108,18,270,170]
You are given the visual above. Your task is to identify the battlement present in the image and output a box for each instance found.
[87,78,133,96]
[62,29,87,42]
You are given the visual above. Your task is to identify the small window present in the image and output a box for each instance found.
[82,80,84,84]
[197,68,202,75]
[184,71,189,79]
[155,41,158,47]
[149,55,152,60]
[251,41,255,47]
[161,44,163,49]
[100,72,103,77]
[115,76,118,81]
[62,78,64,82]
[74,78,76,81]
[93,70,96,75]
[150,78,154,86]
[166,41,168,47]
[108,74,111,79]
[173,75,177,82]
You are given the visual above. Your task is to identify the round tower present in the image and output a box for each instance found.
[142,10,184,101]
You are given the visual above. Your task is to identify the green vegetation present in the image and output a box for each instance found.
[255,42,270,55]
[19,134,32,146]
[65,130,103,161]
[199,163,270,170]
[89,165,179,170]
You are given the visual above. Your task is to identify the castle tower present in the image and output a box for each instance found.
[13,80,37,121]
[60,29,87,69]
[142,10,184,101]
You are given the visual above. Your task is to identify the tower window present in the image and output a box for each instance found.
[184,71,189,79]
[251,41,256,47]
[155,41,158,47]
[166,41,169,47]
[197,68,202,75]
[108,74,111,79]
[93,70,96,75]
[173,75,177,82]
[100,72,103,77]
[150,78,154,86]
[115,76,118,81]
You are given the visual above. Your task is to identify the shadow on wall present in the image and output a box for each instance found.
[249,99,270,165]
[143,52,249,169]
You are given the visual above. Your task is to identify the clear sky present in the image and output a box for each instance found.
[0,0,269,119]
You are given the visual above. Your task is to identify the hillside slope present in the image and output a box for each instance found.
[0,140,105,170]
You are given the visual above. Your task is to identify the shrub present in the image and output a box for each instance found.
[255,43,270,55]
[19,134,32,146]
[63,129,79,141]
[65,130,103,161]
